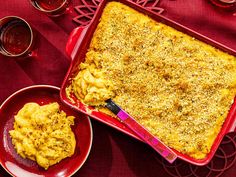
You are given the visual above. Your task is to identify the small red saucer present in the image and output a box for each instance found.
[0,85,93,177]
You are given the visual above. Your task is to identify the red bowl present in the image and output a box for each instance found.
[0,85,93,177]
[60,0,236,166]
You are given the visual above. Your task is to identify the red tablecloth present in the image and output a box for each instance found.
[0,0,236,176]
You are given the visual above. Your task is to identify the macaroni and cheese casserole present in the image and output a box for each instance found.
[9,102,76,169]
[67,2,236,159]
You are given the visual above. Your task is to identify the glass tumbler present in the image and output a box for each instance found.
[0,16,35,58]
[30,0,71,17]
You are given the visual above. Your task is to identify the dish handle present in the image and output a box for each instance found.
[66,26,88,61]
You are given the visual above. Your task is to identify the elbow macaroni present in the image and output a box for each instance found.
[9,102,76,170]
[71,61,115,106]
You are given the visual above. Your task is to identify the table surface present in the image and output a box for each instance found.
[0,0,236,176]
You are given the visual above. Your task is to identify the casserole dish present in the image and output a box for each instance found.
[60,0,236,166]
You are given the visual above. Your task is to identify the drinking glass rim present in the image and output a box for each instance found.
[0,16,34,57]
[30,0,69,13]
[218,0,236,4]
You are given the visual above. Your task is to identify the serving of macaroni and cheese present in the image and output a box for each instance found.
[9,102,76,170]
[67,2,236,159]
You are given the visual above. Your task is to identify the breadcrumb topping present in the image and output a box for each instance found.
[69,2,236,159]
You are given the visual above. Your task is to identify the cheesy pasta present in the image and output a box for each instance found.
[67,2,236,159]
[9,102,76,170]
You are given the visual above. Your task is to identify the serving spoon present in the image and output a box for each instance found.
[105,99,177,163]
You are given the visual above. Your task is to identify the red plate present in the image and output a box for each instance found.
[0,85,93,177]
[60,0,236,166]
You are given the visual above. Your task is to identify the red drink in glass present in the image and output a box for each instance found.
[0,16,34,57]
[30,0,70,16]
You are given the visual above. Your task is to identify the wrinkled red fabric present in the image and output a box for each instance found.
[0,0,235,176]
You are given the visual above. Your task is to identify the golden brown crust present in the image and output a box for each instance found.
[69,2,236,159]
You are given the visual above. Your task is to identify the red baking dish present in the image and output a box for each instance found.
[60,0,236,166]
